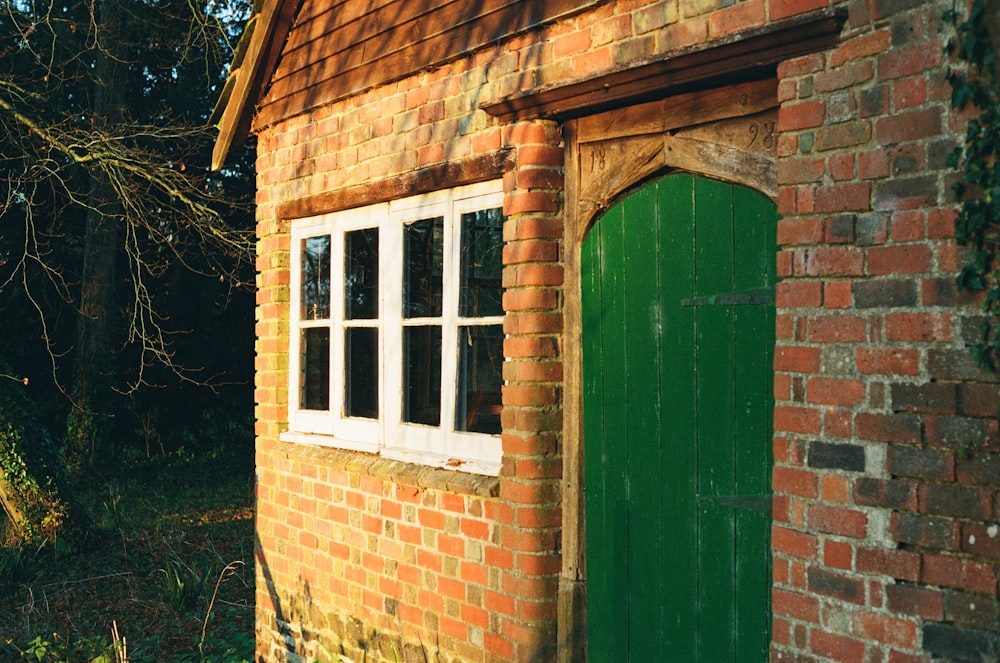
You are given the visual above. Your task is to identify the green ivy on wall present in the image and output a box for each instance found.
[947,0,1000,370]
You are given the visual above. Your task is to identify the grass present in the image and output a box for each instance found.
[0,450,255,663]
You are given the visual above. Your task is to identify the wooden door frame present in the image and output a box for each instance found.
[558,84,780,662]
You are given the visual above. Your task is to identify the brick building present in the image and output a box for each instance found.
[212,0,1000,661]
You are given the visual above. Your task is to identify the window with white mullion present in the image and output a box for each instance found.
[289,231,334,435]
[333,223,381,447]
[285,181,504,474]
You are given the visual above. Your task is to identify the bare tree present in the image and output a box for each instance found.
[0,0,253,478]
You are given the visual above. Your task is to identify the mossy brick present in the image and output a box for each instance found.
[891,383,958,415]
[956,453,1000,487]
[888,445,955,481]
[928,349,999,383]
[923,415,991,450]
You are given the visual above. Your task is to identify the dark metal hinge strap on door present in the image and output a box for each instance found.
[681,286,774,307]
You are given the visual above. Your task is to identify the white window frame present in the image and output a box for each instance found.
[283,181,505,475]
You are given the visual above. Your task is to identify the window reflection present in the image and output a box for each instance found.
[455,325,503,434]
[345,228,378,320]
[345,327,378,419]
[301,236,330,320]
[459,209,503,318]
[403,217,443,318]
[301,327,330,410]
[403,325,442,426]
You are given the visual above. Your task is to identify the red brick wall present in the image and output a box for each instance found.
[250,0,1000,661]
[252,42,569,656]
[771,0,1000,661]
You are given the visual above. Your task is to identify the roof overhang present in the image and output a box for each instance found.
[210,0,297,170]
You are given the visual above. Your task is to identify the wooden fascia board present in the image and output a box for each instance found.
[211,0,298,170]
[480,7,848,122]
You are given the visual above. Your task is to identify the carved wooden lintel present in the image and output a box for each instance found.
[576,106,777,233]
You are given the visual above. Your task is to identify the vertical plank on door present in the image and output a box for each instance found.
[658,173,699,661]
[732,185,775,660]
[583,201,629,659]
[621,183,664,663]
[693,177,738,661]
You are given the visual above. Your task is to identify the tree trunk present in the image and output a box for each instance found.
[65,0,126,468]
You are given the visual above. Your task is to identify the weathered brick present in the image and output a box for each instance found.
[808,504,868,538]
[961,523,1000,560]
[873,176,939,211]
[891,382,958,415]
[814,120,872,151]
[892,512,960,550]
[867,244,932,275]
[774,526,819,560]
[852,609,918,649]
[778,100,826,131]
[858,413,922,444]
[942,595,999,642]
[958,384,1000,417]
[876,108,942,145]
[924,415,992,450]
[773,587,821,622]
[814,183,871,214]
[886,583,944,621]
[854,279,918,309]
[856,347,920,376]
[889,445,955,481]
[807,314,866,342]
[809,629,866,662]
[922,554,998,595]
[956,453,1000,487]
[923,623,1000,663]
[806,378,866,407]
[854,477,917,510]
[884,312,952,342]
[809,441,866,471]
[856,546,921,582]
[807,567,866,605]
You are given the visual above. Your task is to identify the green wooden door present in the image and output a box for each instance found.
[582,173,775,662]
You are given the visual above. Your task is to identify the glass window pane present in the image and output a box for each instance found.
[345,228,379,320]
[301,327,330,410]
[301,236,331,320]
[403,217,443,318]
[459,208,503,318]
[455,325,503,434]
[345,327,378,419]
[403,325,441,426]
